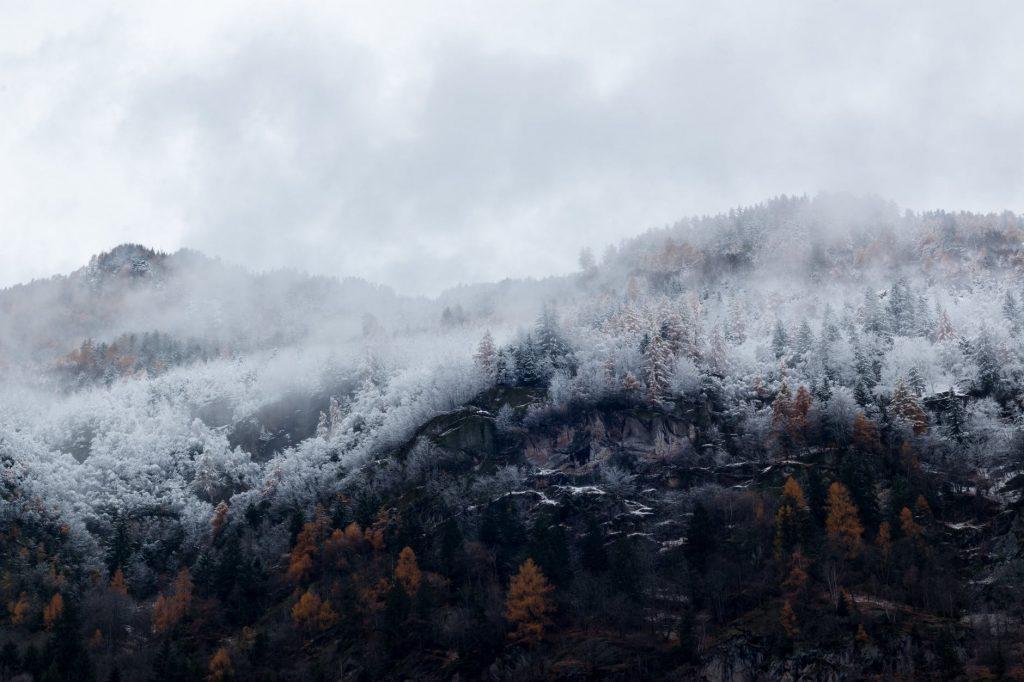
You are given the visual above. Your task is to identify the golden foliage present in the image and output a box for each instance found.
[287,518,325,584]
[505,558,555,646]
[900,507,922,541]
[782,549,809,597]
[891,381,928,434]
[852,414,881,453]
[357,576,391,615]
[876,521,892,562]
[152,568,193,635]
[110,568,128,596]
[395,546,422,596]
[291,589,339,632]
[211,501,229,538]
[825,482,863,559]
[774,477,808,558]
[8,591,30,625]
[782,477,807,509]
[43,593,64,630]
[207,646,234,682]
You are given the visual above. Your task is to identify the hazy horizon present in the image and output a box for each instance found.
[3,1,1024,295]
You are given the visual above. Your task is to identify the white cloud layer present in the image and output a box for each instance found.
[2,1,1023,294]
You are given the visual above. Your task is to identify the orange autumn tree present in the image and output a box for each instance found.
[395,546,422,597]
[286,508,330,584]
[852,413,881,453]
[8,592,30,625]
[291,588,339,632]
[110,568,128,596]
[43,593,64,630]
[900,506,923,545]
[790,386,813,441]
[152,567,193,635]
[782,548,810,600]
[211,501,229,538]
[876,521,892,564]
[505,558,555,645]
[891,380,928,434]
[208,646,233,682]
[825,482,863,559]
[774,477,809,558]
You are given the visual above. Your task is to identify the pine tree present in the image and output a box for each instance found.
[775,477,810,558]
[814,374,833,402]
[906,366,926,396]
[771,320,789,359]
[862,288,884,335]
[825,482,863,559]
[795,320,814,361]
[580,516,608,573]
[685,502,716,574]
[534,305,573,374]
[660,312,686,357]
[936,308,956,341]
[726,297,746,344]
[1003,290,1019,332]
[643,334,672,403]
[972,327,1001,395]
[505,558,555,645]
[853,379,870,407]
[886,277,915,336]
[474,331,497,381]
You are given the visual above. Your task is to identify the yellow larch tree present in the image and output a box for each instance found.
[207,646,234,682]
[395,546,422,597]
[43,593,64,630]
[8,592,30,625]
[505,558,555,646]
[825,482,863,559]
[152,568,193,635]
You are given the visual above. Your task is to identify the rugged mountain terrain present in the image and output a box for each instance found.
[3,195,1024,680]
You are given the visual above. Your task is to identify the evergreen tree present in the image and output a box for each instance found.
[771,320,789,359]
[972,327,1001,396]
[685,502,716,574]
[528,515,571,586]
[580,516,608,574]
[474,331,497,381]
[794,320,814,361]
[643,334,672,402]
[1003,290,1019,332]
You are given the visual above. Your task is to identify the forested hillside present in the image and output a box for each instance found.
[4,195,1024,679]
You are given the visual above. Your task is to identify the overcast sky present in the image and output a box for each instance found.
[2,1,1023,295]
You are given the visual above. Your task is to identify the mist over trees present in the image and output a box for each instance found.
[4,195,1024,678]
